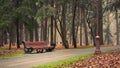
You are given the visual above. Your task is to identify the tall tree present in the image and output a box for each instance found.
[12,0,34,47]
[98,0,103,45]
[55,0,70,48]
[72,0,78,48]
[104,0,120,45]
[113,0,120,45]
[94,0,102,54]
[36,0,56,43]
[50,0,54,45]
[13,0,22,48]
[79,0,89,46]
[86,2,96,46]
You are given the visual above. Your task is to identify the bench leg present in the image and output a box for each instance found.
[24,47,34,54]
[46,48,53,52]
[36,49,43,53]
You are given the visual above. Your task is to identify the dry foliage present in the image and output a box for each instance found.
[0,49,23,56]
[70,49,120,68]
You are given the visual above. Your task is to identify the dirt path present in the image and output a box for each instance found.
[0,46,120,68]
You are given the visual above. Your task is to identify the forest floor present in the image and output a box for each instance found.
[0,44,111,56]
[0,43,112,56]
[68,48,120,68]
[0,43,94,56]
[0,49,23,56]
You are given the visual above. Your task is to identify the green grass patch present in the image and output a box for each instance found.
[33,54,93,68]
[0,52,25,59]
[0,48,8,50]
[0,47,17,50]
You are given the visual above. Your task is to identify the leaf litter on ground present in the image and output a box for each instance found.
[69,48,120,68]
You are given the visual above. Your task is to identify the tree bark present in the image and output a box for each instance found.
[0,29,4,47]
[34,23,39,41]
[20,23,24,42]
[50,0,54,45]
[61,0,69,48]
[40,20,44,41]
[81,10,89,46]
[72,0,77,48]
[55,0,69,48]
[115,8,119,45]
[98,0,103,45]
[43,18,48,41]
[80,9,83,46]
[16,19,20,48]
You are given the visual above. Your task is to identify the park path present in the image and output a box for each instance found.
[0,46,120,68]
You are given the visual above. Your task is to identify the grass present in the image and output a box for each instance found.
[0,52,25,58]
[0,47,18,50]
[33,54,93,68]
[0,48,25,58]
[0,52,25,59]
[0,47,9,50]
[0,47,25,58]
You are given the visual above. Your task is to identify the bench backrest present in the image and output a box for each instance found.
[22,41,55,50]
[25,41,47,46]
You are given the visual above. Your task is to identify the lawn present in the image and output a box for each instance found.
[0,52,25,58]
[0,47,25,58]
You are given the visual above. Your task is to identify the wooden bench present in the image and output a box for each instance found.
[22,41,55,54]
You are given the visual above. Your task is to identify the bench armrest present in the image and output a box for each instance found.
[21,41,27,48]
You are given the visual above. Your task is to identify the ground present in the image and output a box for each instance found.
[69,48,120,68]
[0,45,120,68]
[0,44,92,56]
[0,48,23,56]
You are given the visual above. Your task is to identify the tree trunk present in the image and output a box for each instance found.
[10,26,16,46]
[47,26,50,43]
[54,19,57,43]
[98,0,103,45]
[80,9,83,46]
[16,19,20,48]
[61,0,69,48]
[29,31,34,42]
[55,0,69,48]
[115,8,119,45]
[43,18,48,41]
[20,23,24,42]
[9,26,13,50]
[35,23,39,41]
[94,0,101,54]
[14,0,21,48]
[80,8,89,46]
[25,28,29,41]
[40,20,44,41]
[80,23,83,46]
[50,0,54,45]
[3,30,8,44]
[0,32,2,47]
[82,11,89,46]
[87,19,96,46]
[72,0,77,48]
[106,25,111,44]
[0,29,4,47]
